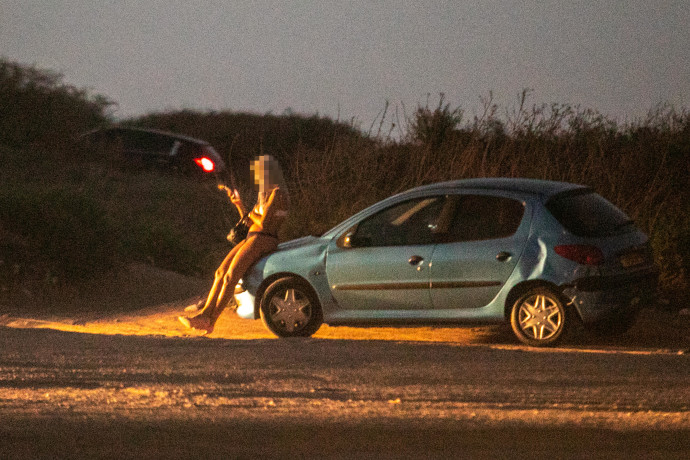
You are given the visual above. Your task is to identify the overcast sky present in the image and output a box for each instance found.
[2,0,689,131]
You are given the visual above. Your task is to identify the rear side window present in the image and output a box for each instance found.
[446,195,525,242]
[176,141,204,158]
[546,190,631,237]
[120,132,175,156]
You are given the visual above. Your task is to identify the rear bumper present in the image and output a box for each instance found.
[562,267,659,323]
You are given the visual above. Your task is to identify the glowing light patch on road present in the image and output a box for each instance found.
[0,308,686,357]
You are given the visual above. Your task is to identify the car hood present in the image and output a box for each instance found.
[245,234,328,287]
[276,235,324,251]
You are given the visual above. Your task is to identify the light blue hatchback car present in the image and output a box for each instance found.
[234,178,658,346]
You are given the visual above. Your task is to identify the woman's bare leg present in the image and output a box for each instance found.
[179,240,249,333]
[199,240,246,314]
[209,236,277,323]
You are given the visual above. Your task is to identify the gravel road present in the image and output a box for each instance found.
[1,264,688,458]
[2,313,689,458]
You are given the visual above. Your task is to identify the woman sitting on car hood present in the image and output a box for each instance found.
[179,154,289,334]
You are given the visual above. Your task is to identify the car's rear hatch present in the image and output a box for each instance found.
[545,188,658,294]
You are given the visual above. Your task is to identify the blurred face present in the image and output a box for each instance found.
[250,155,281,191]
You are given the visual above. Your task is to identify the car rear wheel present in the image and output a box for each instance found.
[510,288,567,346]
[259,277,323,337]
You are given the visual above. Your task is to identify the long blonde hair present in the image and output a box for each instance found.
[250,154,289,210]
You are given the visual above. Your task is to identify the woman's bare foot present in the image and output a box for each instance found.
[178,314,214,334]
[184,300,205,313]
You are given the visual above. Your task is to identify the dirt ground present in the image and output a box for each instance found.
[1,264,689,458]
[1,263,688,351]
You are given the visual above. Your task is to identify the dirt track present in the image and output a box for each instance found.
[1,264,689,458]
[2,263,688,351]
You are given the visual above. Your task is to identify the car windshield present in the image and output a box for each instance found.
[546,190,632,237]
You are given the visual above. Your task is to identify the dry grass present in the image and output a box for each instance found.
[286,95,689,298]
[1,70,687,304]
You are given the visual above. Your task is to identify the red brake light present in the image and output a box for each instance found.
[194,157,215,172]
[554,245,604,265]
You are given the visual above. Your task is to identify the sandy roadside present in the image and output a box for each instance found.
[1,263,688,351]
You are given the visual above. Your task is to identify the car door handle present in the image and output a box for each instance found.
[408,255,424,266]
[496,251,512,262]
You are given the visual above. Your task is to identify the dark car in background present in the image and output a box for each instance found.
[80,126,226,176]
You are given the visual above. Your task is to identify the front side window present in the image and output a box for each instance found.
[445,195,525,242]
[352,196,446,247]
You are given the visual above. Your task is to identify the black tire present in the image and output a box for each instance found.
[259,277,323,338]
[510,287,568,347]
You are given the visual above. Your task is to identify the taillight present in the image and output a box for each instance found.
[194,157,215,172]
[554,245,604,265]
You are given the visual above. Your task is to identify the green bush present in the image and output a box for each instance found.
[122,219,197,274]
[287,95,689,300]
[0,60,687,306]
[0,185,119,281]
[0,58,113,150]
[90,170,233,275]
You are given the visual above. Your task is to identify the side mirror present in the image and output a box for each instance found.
[342,232,356,248]
[343,232,371,248]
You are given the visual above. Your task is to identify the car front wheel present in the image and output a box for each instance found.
[259,277,323,338]
[510,288,567,346]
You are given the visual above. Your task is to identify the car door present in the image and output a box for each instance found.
[325,195,448,311]
[429,193,530,309]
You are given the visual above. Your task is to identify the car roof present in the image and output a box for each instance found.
[406,177,588,201]
[320,177,589,239]
[81,126,211,146]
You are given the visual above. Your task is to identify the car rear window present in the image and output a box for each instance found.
[546,190,632,237]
